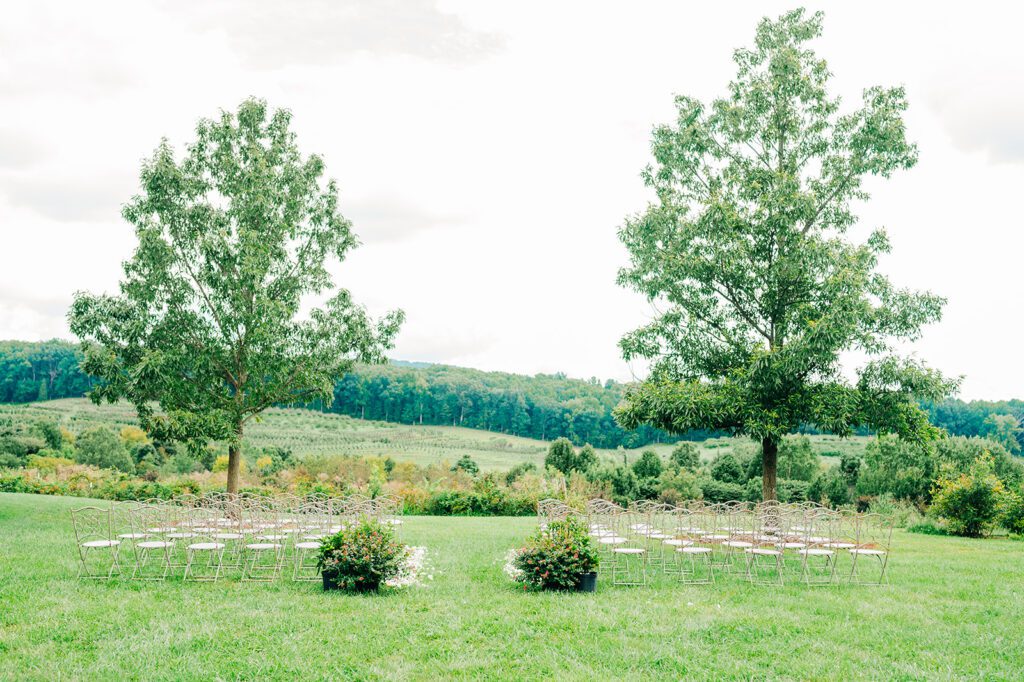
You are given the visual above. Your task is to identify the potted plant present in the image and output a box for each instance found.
[316,516,411,592]
[508,516,600,592]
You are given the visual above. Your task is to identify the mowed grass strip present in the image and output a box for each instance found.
[1,493,1022,680]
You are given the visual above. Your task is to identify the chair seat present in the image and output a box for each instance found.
[213,533,244,540]
[613,547,645,555]
[118,533,148,539]
[188,542,225,551]
[663,539,692,547]
[166,532,197,539]
[798,548,833,556]
[745,548,781,556]
[598,536,627,545]
[647,532,672,540]
[779,542,806,549]
[679,546,712,554]
[828,542,855,549]
[302,534,326,541]
[294,542,321,550]
[257,534,287,541]
[706,534,729,541]
[137,540,174,549]
[146,527,175,533]
[723,540,753,548]
[81,540,120,548]
[850,548,886,556]
[246,543,281,550]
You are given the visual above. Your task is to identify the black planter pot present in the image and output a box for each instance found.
[576,572,598,592]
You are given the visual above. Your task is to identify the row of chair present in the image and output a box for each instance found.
[538,499,894,587]
[71,493,402,582]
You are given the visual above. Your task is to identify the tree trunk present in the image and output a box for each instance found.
[227,423,243,495]
[761,437,778,502]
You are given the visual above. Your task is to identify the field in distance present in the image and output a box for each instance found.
[0,398,869,471]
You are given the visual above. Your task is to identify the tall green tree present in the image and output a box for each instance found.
[69,99,403,493]
[613,10,956,500]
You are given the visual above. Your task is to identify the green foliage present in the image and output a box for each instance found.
[746,435,821,481]
[982,414,1022,455]
[669,442,700,471]
[929,456,1005,537]
[316,516,409,590]
[74,426,134,473]
[657,467,702,504]
[545,437,576,475]
[452,454,479,476]
[613,9,955,501]
[808,468,852,506]
[511,517,599,590]
[632,450,663,479]
[576,444,598,473]
[710,452,745,484]
[504,462,537,486]
[0,340,92,403]
[69,98,402,492]
[698,478,746,503]
[33,421,63,450]
[998,487,1024,535]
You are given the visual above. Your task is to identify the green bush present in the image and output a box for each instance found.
[511,517,599,590]
[632,450,663,479]
[699,478,745,503]
[669,442,700,471]
[710,453,744,484]
[75,426,135,474]
[998,487,1024,535]
[929,455,1005,537]
[316,516,409,591]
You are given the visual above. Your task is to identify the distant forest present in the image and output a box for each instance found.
[2,340,1022,451]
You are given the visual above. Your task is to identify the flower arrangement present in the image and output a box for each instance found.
[508,516,599,590]
[316,516,422,591]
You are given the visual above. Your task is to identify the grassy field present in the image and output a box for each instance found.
[1,493,1022,680]
[1,399,870,471]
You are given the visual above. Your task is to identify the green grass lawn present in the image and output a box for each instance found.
[1,399,870,472]
[1,493,1021,680]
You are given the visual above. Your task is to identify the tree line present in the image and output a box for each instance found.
[1,340,1022,454]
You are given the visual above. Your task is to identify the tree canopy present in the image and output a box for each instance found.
[613,9,957,499]
[69,99,403,492]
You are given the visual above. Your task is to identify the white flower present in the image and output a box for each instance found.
[503,548,524,582]
[385,546,431,589]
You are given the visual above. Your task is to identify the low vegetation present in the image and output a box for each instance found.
[2,493,1023,680]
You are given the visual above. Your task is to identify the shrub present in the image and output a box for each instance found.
[510,517,599,590]
[75,426,135,473]
[907,519,949,536]
[929,455,1005,537]
[808,468,852,506]
[745,436,820,482]
[632,450,663,479]
[576,444,598,473]
[505,462,537,486]
[998,487,1024,535]
[670,442,700,471]
[545,438,576,475]
[33,421,64,450]
[657,467,701,504]
[710,453,744,484]
[452,454,479,476]
[316,516,410,591]
[699,478,745,503]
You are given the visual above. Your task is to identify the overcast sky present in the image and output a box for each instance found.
[1,1,1022,399]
